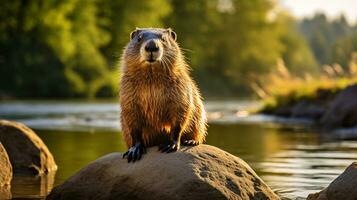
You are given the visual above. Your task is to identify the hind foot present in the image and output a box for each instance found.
[182,140,199,146]
[158,141,180,153]
[123,142,146,163]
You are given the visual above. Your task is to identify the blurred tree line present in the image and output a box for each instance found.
[0,0,356,99]
[300,13,357,69]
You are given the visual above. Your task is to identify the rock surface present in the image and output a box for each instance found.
[0,143,12,186]
[0,120,57,175]
[321,84,357,128]
[0,143,12,199]
[47,145,279,200]
[307,162,357,200]
[290,100,325,120]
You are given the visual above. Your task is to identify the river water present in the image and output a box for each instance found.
[1,100,357,200]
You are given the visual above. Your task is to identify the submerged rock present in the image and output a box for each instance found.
[307,162,357,200]
[0,120,57,175]
[47,145,279,200]
[0,143,12,199]
[321,84,357,129]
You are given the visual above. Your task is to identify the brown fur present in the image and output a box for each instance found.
[120,28,207,148]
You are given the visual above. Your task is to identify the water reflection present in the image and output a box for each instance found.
[0,101,261,131]
[11,171,56,199]
[2,101,357,199]
[37,130,126,184]
[0,185,11,200]
[258,140,357,199]
[206,124,357,199]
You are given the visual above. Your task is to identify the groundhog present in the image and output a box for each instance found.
[120,28,207,162]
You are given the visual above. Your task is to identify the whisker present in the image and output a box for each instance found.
[180,48,194,53]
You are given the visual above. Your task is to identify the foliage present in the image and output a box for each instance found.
[331,35,357,68]
[275,13,318,75]
[299,13,357,67]
[0,0,170,98]
[2,0,355,99]
[166,0,317,96]
[253,56,357,110]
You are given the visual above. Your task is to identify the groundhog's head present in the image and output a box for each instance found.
[122,28,182,70]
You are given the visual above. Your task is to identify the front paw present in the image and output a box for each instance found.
[158,141,180,153]
[182,140,199,146]
[123,142,146,163]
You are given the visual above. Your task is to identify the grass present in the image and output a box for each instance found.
[251,54,357,112]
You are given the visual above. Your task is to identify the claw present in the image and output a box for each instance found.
[160,145,171,152]
[167,144,178,153]
[122,151,129,158]
[128,150,133,162]
[182,140,198,146]
[123,143,145,163]
[159,141,180,153]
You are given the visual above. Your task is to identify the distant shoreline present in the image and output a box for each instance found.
[260,83,357,131]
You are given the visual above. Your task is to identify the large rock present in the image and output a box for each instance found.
[269,88,333,119]
[320,84,357,128]
[307,162,357,200]
[0,120,57,175]
[0,143,12,199]
[0,143,12,186]
[47,145,279,200]
[290,100,325,120]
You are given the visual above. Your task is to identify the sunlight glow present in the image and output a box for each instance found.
[280,0,357,23]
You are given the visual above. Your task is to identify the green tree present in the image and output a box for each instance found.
[299,13,353,65]
[332,35,357,69]
[166,0,295,96]
[276,14,318,75]
[0,0,171,98]
[0,1,70,97]
[165,0,227,94]
[0,0,111,98]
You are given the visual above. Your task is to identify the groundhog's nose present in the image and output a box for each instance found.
[145,40,159,52]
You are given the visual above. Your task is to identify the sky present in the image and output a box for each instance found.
[280,0,357,24]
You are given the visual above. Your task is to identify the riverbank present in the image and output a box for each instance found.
[260,83,357,132]
[253,60,357,132]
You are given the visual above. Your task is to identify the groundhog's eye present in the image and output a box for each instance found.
[137,35,143,42]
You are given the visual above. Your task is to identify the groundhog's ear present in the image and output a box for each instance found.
[167,28,177,41]
[130,29,139,40]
